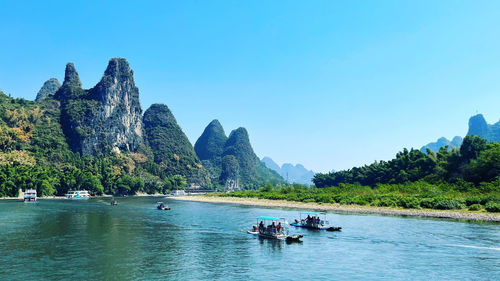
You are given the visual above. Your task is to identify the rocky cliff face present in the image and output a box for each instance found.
[143,103,210,185]
[35,78,61,101]
[54,58,144,155]
[420,114,500,154]
[87,58,144,154]
[466,114,500,142]
[467,114,489,138]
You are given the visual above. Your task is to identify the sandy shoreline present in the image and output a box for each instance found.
[170,195,500,222]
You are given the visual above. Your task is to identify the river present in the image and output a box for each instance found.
[0,197,499,280]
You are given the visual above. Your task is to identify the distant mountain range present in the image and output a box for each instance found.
[261,157,315,185]
[421,114,500,153]
[420,136,463,153]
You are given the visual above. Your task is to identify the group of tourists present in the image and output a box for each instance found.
[306,215,321,225]
[257,220,284,234]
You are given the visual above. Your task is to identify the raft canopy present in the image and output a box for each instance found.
[257,216,279,220]
[300,211,324,215]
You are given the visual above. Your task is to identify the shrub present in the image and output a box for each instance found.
[316,194,334,203]
[339,197,354,205]
[398,197,421,209]
[482,196,500,205]
[465,196,483,206]
[433,198,464,210]
[485,202,500,213]
[420,198,435,209]
[468,204,482,211]
[377,197,398,207]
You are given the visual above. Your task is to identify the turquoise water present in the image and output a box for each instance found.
[0,197,499,280]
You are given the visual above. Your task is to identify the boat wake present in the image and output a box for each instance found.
[447,244,500,251]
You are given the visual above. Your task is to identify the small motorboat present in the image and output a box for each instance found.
[290,211,342,231]
[156,202,170,210]
[249,216,302,242]
[110,200,118,206]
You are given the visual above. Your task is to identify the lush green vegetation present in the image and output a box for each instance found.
[143,103,210,186]
[194,121,284,189]
[214,181,500,212]
[215,135,500,213]
[1,59,284,197]
[313,135,495,187]
[0,91,188,197]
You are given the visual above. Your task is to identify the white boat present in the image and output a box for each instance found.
[23,189,37,202]
[171,190,186,197]
[248,216,290,240]
[66,190,90,199]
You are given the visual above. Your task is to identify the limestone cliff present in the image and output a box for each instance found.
[466,114,500,142]
[35,78,61,101]
[54,58,144,155]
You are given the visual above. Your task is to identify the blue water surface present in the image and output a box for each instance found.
[0,197,498,280]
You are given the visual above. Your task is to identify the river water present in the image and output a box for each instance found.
[0,197,499,280]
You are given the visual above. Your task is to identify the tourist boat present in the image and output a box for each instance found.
[23,189,37,202]
[290,211,341,231]
[110,199,118,206]
[248,216,302,242]
[156,202,170,210]
[65,190,90,199]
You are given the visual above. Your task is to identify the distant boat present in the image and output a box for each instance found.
[171,190,186,197]
[156,202,170,210]
[23,189,37,202]
[66,190,90,199]
[290,211,341,231]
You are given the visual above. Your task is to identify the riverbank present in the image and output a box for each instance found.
[170,195,500,222]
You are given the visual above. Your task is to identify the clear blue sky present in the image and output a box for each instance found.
[1,0,500,172]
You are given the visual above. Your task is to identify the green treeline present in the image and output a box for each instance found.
[217,135,500,213]
[215,181,500,213]
[313,135,498,187]
[0,91,187,197]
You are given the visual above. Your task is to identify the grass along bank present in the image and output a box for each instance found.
[170,195,500,222]
[209,181,500,214]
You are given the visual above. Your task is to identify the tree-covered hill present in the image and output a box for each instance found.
[0,58,211,197]
[0,88,189,197]
[194,121,284,189]
[143,103,210,186]
[0,57,286,197]
[194,119,227,184]
[314,135,499,187]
